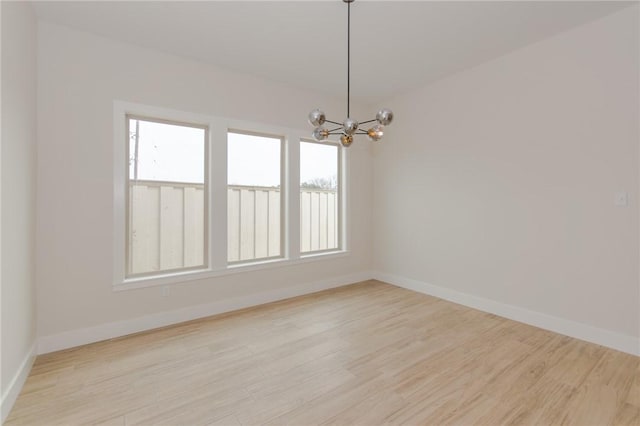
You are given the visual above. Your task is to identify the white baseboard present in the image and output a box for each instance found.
[35,268,640,357]
[38,271,372,355]
[373,271,639,356]
[1,341,37,423]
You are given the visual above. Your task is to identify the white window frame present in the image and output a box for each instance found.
[113,101,348,291]
[125,115,210,279]
[299,139,344,256]
[227,129,285,264]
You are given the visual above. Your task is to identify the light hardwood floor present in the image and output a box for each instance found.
[6,280,639,425]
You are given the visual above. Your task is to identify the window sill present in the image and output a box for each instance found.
[114,250,349,292]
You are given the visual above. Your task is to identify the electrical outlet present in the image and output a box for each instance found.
[162,286,170,297]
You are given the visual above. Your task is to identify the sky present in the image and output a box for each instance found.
[299,141,338,188]
[227,132,280,186]
[130,119,205,183]
[129,119,338,187]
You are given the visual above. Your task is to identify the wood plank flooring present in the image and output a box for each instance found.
[6,280,639,425]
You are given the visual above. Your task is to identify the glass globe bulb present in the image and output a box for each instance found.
[376,108,393,126]
[308,109,326,127]
[342,118,359,135]
[340,134,353,147]
[312,126,329,141]
[367,124,384,141]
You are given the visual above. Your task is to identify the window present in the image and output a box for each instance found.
[227,131,283,262]
[126,116,208,277]
[300,141,340,253]
[115,102,347,289]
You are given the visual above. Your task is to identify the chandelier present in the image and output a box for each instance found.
[308,0,393,147]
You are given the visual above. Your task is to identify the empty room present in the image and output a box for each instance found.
[2,0,639,424]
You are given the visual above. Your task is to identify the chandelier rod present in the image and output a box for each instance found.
[347,0,351,118]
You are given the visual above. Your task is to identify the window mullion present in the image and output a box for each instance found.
[209,120,228,269]
[340,144,348,251]
[287,133,301,260]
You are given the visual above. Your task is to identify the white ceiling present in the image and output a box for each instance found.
[32,1,633,104]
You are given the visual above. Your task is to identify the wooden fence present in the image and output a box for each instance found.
[128,181,338,274]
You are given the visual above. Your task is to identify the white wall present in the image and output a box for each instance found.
[1,0,38,418]
[36,22,373,345]
[373,6,639,346]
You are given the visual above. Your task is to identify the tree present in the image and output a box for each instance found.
[300,175,337,190]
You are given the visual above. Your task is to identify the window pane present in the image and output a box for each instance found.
[228,132,282,262]
[127,118,207,276]
[129,119,205,183]
[300,141,339,253]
